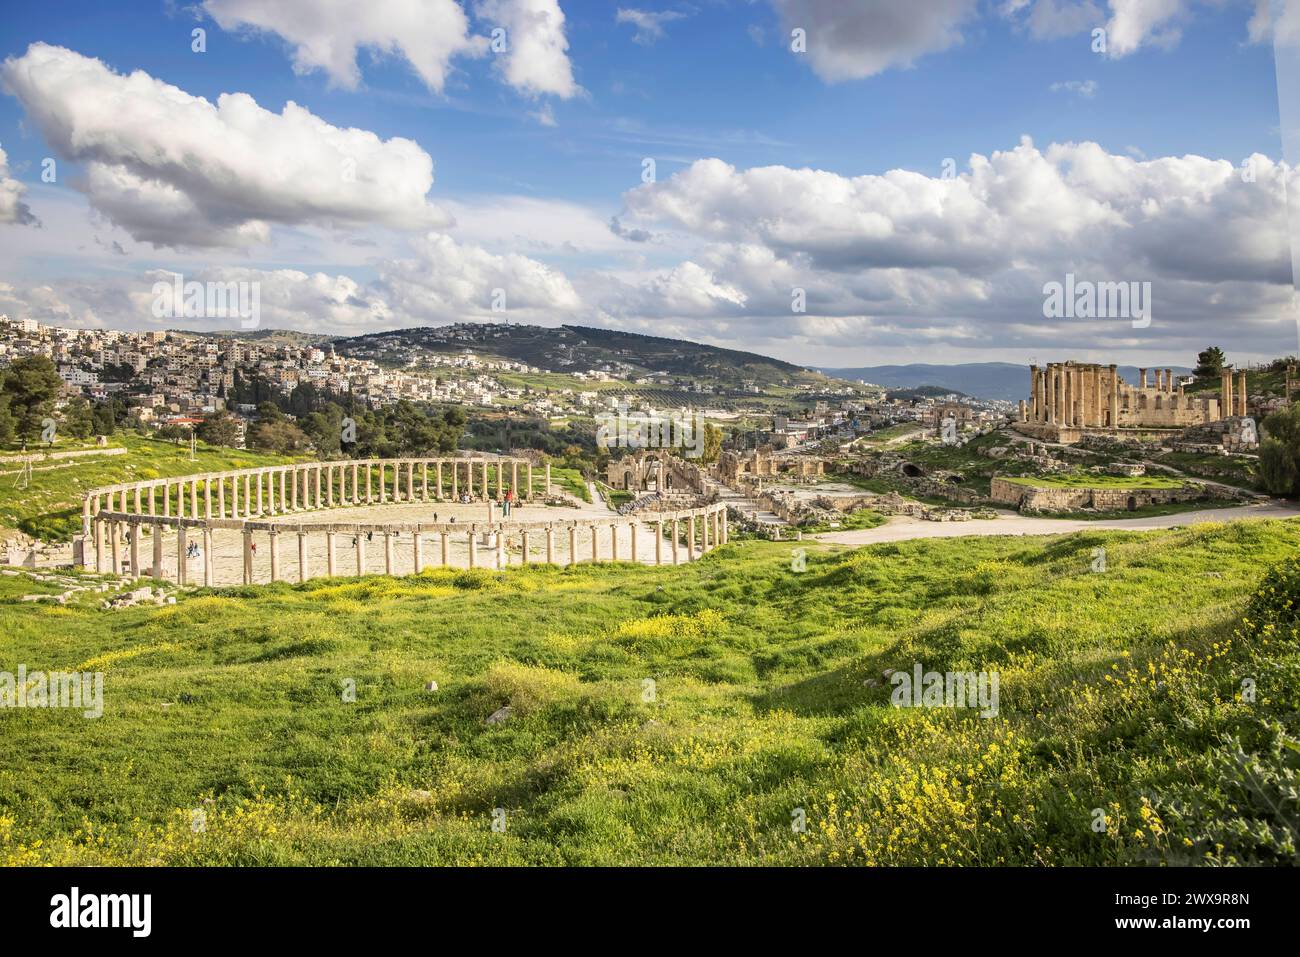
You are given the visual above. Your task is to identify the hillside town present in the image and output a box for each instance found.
[0,315,1017,445]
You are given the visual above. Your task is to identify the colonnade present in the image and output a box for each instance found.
[87,503,729,586]
[81,457,544,538]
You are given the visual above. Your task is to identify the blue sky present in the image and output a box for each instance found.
[0,0,1294,367]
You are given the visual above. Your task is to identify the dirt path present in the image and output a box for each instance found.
[812,500,1300,546]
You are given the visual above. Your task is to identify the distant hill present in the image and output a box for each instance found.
[821,362,1194,401]
[332,323,841,393]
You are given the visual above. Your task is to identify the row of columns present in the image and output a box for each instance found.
[83,458,549,537]
[90,507,729,584]
[1028,362,1121,429]
[1220,369,1249,417]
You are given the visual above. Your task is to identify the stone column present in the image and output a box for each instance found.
[163,483,172,517]
[240,528,251,584]
[590,525,598,563]
[217,478,226,518]
[497,531,506,570]
[440,531,449,567]
[351,463,360,505]
[671,518,680,565]
[129,521,140,578]
[511,462,519,499]
[269,529,281,582]
[468,530,477,569]
[545,527,554,564]
[176,524,187,585]
[298,531,309,583]
[413,532,423,573]
[134,486,142,516]
[327,532,337,577]
[1221,370,1233,419]
[356,532,366,576]
[630,521,638,562]
[1028,364,1039,422]
[1139,368,1148,389]
[384,532,394,575]
[1237,372,1248,416]
[451,461,459,500]
[568,525,577,566]
[521,530,530,565]
[256,473,264,515]
[436,461,444,500]
[152,523,164,580]
[1154,368,1163,392]
[722,510,728,543]
[526,463,533,500]
[366,464,373,503]
[687,515,696,561]
[1109,364,1119,428]
[203,527,214,587]
[327,466,335,507]
[1045,365,1057,424]
[422,462,429,502]
[655,521,663,565]
[610,524,619,561]
[1165,368,1174,393]
[148,486,156,517]
[190,480,199,518]
[109,520,121,576]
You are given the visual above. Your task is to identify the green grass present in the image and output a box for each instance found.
[798,509,888,534]
[2,517,1299,865]
[548,466,590,502]
[0,435,304,542]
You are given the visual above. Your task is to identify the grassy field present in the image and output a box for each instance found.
[0,435,303,543]
[2,518,1298,866]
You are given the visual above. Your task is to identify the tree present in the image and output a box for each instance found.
[60,396,96,440]
[2,355,62,441]
[197,412,243,448]
[1195,347,1226,380]
[247,418,310,454]
[701,423,723,464]
[1259,402,1300,496]
[0,393,15,448]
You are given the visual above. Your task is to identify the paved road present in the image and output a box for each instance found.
[812,500,1300,546]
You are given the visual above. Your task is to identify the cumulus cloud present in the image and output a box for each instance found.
[1002,0,1203,56]
[771,0,979,81]
[0,229,582,333]
[476,0,581,98]
[1,43,448,249]
[602,138,1295,359]
[0,144,38,226]
[616,138,1292,285]
[203,0,486,92]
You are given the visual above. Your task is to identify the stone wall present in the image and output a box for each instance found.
[990,475,1218,513]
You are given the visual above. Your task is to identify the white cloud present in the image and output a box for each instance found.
[616,8,689,45]
[1,43,448,249]
[771,0,979,81]
[1104,0,1189,56]
[476,0,581,98]
[1050,78,1098,96]
[615,138,1292,286]
[203,0,486,93]
[0,144,37,226]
